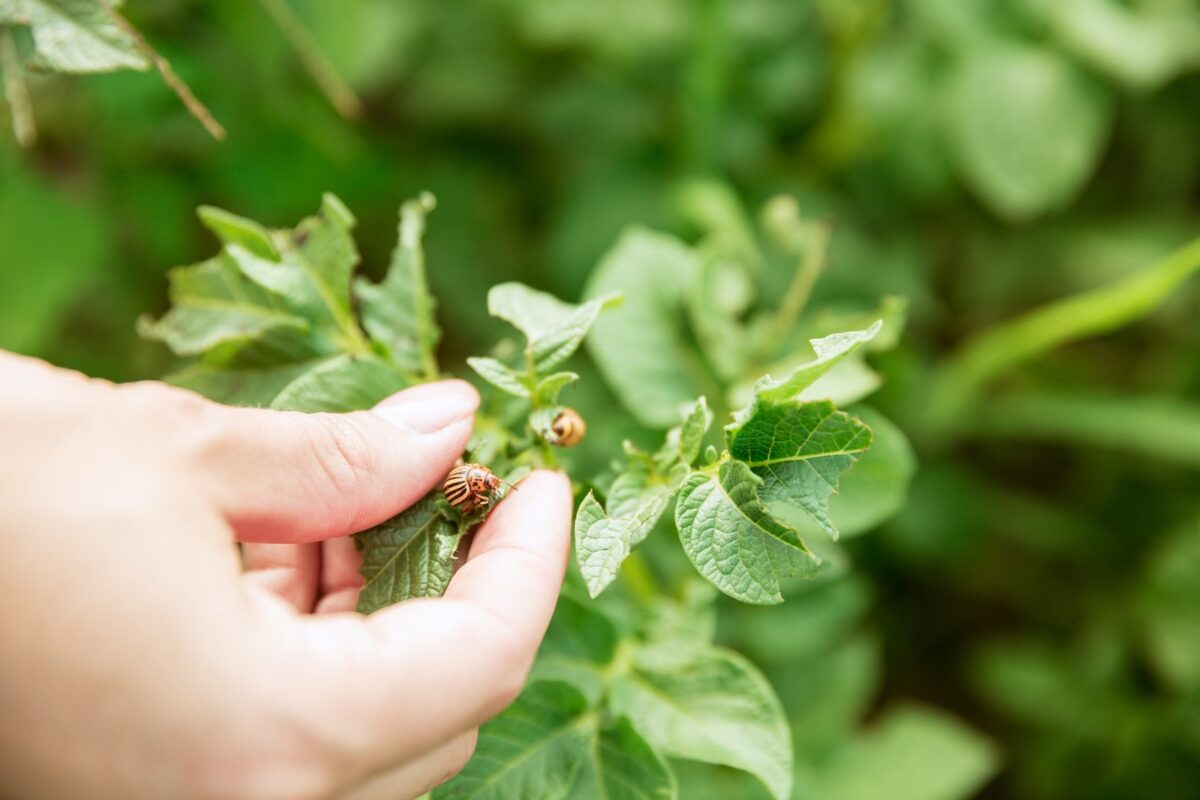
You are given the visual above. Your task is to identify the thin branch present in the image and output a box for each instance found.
[0,27,36,147]
[255,0,363,120]
[110,12,227,141]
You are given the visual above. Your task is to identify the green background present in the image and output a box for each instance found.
[3,1,1200,798]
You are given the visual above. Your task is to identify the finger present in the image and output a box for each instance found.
[337,731,477,800]
[269,471,571,777]
[241,543,321,613]
[199,380,478,543]
[321,536,364,597]
[315,537,363,613]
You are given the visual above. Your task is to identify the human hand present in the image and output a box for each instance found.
[0,351,572,800]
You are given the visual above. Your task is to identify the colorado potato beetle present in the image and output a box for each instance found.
[443,463,514,513]
[548,407,586,447]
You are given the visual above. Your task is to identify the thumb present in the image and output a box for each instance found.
[198,380,478,543]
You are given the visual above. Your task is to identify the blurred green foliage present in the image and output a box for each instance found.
[3,0,1200,797]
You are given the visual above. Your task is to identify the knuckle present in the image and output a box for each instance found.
[307,413,382,496]
[116,381,220,448]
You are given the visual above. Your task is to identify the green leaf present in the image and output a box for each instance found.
[635,581,719,672]
[467,356,531,398]
[267,193,361,331]
[675,461,822,605]
[487,282,617,373]
[0,0,148,74]
[796,704,999,800]
[687,249,753,382]
[356,492,462,614]
[165,359,332,407]
[433,681,592,800]
[824,407,915,537]
[945,43,1112,220]
[610,647,792,800]
[139,296,309,358]
[574,469,683,598]
[727,400,873,540]
[269,353,408,412]
[197,206,279,260]
[534,371,580,405]
[532,594,618,704]
[569,718,676,800]
[745,322,882,411]
[653,397,713,471]
[1024,0,1200,90]
[585,228,701,428]
[355,192,441,378]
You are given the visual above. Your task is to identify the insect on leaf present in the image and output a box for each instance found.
[355,492,463,613]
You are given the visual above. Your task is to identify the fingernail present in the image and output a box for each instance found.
[372,381,479,434]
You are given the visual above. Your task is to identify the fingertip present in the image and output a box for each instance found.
[372,379,480,411]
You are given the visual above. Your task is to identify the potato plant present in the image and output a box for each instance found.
[140,188,919,798]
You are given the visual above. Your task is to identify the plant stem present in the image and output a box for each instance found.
[256,0,364,120]
[0,29,35,147]
[110,12,226,140]
[766,218,830,347]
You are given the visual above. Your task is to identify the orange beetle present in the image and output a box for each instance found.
[444,463,509,513]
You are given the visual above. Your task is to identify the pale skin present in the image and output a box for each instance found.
[0,351,573,800]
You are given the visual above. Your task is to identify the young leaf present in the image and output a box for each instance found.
[355,493,462,613]
[197,206,279,260]
[355,193,441,378]
[653,397,713,470]
[467,356,530,398]
[726,400,873,540]
[609,647,792,800]
[0,0,148,74]
[269,353,408,413]
[534,371,580,406]
[675,461,821,605]
[433,681,593,800]
[585,229,701,428]
[487,282,617,373]
[747,321,882,410]
[574,468,684,599]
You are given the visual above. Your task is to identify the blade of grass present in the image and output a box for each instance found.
[971,389,1200,470]
[256,0,363,121]
[931,235,1200,428]
[109,12,226,141]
